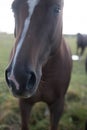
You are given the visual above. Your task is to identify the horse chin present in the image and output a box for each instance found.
[9,79,40,99]
[10,88,36,99]
[12,92,34,99]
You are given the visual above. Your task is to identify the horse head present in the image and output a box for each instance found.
[5,0,64,98]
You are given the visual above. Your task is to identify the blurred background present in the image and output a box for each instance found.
[0,0,87,34]
[0,0,87,130]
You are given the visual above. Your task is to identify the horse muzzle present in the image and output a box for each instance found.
[5,66,41,98]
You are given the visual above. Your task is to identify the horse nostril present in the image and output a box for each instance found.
[26,72,36,91]
[5,68,17,89]
[8,80,16,90]
[5,68,10,86]
[5,69,15,89]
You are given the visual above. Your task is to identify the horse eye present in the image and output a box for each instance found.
[53,5,61,14]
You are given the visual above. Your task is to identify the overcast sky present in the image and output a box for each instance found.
[0,0,87,34]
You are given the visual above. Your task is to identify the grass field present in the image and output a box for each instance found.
[0,33,87,130]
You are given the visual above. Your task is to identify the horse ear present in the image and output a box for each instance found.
[60,0,64,9]
[62,0,64,8]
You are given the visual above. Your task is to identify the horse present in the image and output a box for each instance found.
[5,0,72,130]
[76,33,87,57]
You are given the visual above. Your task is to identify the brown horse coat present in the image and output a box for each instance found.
[5,0,72,130]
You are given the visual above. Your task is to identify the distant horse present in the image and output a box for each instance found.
[76,33,87,56]
[5,0,72,130]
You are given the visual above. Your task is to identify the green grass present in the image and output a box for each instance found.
[0,33,87,130]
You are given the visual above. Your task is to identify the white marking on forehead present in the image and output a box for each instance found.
[11,0,40,77]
